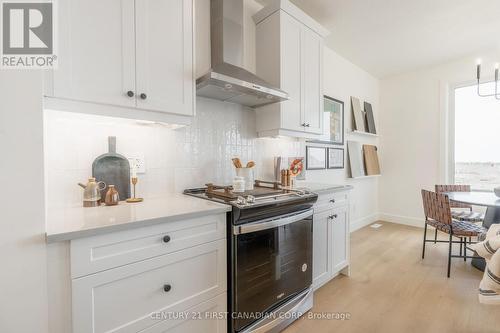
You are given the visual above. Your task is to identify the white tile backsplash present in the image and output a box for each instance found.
[44,97,303,209]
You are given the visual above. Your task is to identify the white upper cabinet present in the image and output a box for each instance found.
[51,0,136,108]
[279,13,303,133]
[45,0,194,122]
[135,0,194,115]
[254,0,329,138]
[301,27,323,134]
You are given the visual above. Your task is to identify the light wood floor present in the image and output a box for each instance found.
[284,222,500,333]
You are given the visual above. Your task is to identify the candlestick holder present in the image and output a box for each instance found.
[126,177,144,203]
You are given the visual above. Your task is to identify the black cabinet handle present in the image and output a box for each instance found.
[301,123,306,127]
[329,199,335,203]
[140,93,147,100]
[306,123,311,127]
[163,235,171,243]
[126,90,134,97]
[328,214,338,220]
[163,284,172,292]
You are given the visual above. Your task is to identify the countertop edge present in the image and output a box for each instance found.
[45,205,231,243]
[295,183,354,194]
[313,185,354,193]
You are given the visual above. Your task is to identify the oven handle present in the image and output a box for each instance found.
[233,209,313,235]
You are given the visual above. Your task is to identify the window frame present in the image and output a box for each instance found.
[445,78,497,192]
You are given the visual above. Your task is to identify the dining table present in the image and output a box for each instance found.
[446,191,500,271]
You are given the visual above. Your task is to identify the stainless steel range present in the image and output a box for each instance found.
[185,181,318,333]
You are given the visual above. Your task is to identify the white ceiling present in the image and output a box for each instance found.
[261,0,500,78]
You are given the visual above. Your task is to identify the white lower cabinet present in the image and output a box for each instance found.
[142,293,227,333]
[332,205,349,273]
[313,190,350,290]
[71,214,227,333]
[312,210,332,288]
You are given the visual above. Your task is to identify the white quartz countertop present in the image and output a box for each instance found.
[46,194,231,243]
[295,181,353,193]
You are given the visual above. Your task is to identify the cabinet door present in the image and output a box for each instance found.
[135,0,194,115]
[331,205,349,273]
[301,27,323,134]
[142,293,226,333]
[279,13,304,132]
[51,0,136,107]
[313,211,332,289]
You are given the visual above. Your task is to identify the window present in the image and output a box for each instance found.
[454,82,500,190]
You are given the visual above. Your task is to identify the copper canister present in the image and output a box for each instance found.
[105,185,120,206]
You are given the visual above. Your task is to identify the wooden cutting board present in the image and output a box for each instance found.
[363,145,380,175]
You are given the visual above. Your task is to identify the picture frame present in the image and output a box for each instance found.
[327,148,344,169]
[306,146,327,170]
[308,96,344,145]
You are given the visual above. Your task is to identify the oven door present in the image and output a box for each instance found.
[232,209,313,332]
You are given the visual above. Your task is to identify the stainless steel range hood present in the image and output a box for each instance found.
[196,0,288,108]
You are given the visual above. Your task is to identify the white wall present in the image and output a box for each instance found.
[379,50,500,227]
[0,72,48,333]
[321,47,380,229]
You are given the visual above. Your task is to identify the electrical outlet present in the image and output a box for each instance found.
[126,154,146,174]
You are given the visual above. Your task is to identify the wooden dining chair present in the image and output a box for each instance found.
[421,190,486,277]
[434,185,485,246]
[435,185,485,223]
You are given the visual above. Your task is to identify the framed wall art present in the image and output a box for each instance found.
[308,96,344,145]
[306,146,327,170]
[328,148,344,169]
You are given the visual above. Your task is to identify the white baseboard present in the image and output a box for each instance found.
[351,213,380,232]
[377,212,423,228]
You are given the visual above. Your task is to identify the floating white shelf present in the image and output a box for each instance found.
[348,174,381,179]
[349,130,379,138]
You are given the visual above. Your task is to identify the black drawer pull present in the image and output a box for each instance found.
[126,90,134,97]
[162,235,171,243]
[330,199,335,203]
[140,93,147,100]
[329,214,338,220]
[163,284,172,292]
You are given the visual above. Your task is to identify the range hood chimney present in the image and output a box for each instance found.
[196,0,288,107]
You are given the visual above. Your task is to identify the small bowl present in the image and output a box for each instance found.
[494,187,500,198]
